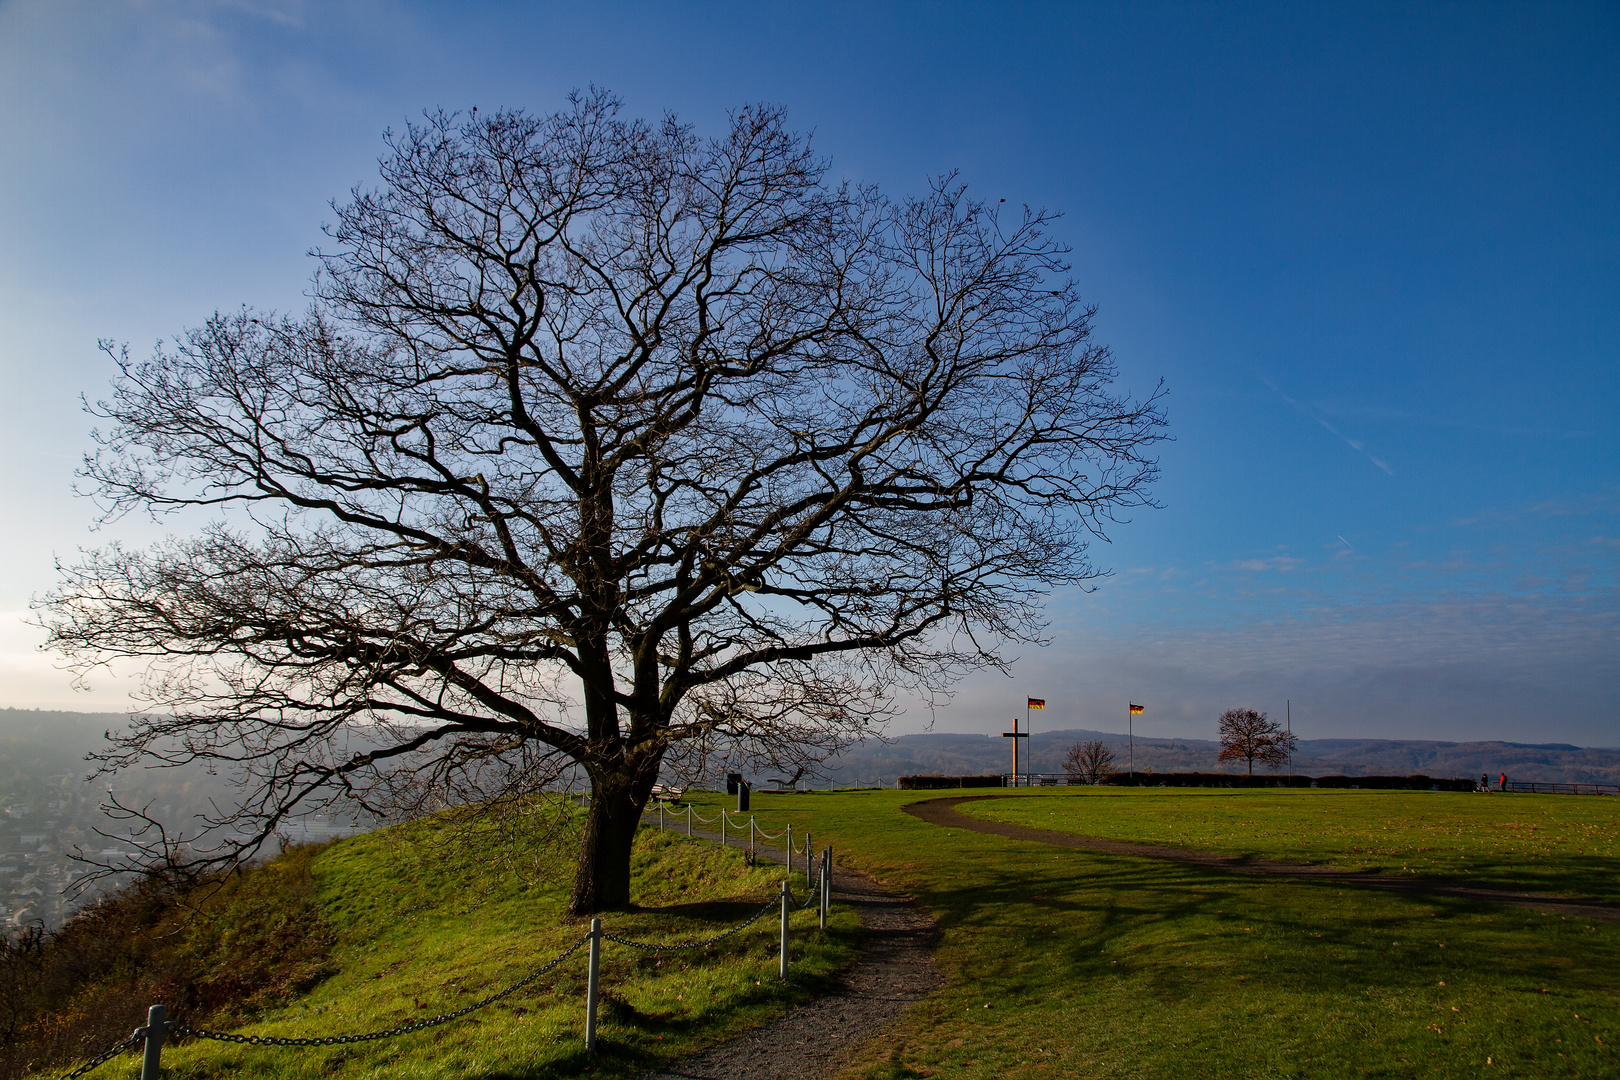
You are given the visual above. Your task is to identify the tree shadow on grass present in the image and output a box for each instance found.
[626,898,775,920]
[900,843,1620,1008]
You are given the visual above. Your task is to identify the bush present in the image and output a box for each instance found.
[0,844,337,1079]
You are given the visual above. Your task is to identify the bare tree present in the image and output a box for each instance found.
[45,91,1166,914]
[1062,740,1117,784]
[1216,709,1297,775]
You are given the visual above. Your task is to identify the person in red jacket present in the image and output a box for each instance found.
[1500,772,1508,791]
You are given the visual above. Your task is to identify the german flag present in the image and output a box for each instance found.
[1129,703,1144,714]
[1027,698,1045,710]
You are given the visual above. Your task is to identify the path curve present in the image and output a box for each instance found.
[641,821,937,1080]
[905,795,1620,924]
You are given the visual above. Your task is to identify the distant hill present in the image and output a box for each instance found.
[815,728,1620,787]
[0,709,128,788]
[8,708,1616,797]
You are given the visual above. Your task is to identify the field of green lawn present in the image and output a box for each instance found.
[962,788,1620,902]
[704,786,1620,1080]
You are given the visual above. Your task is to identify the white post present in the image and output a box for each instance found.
[140,1004,165,1080]
[686,804,692,837]
[786,824,793,870]
[721,811,727,845]
[658,802,664,832]
[779,879,790,978]
[586,918,602,1052]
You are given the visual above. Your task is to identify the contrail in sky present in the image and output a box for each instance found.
[1257,374,1396,475]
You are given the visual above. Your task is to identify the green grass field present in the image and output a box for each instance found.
[52,787,1620,1079]
[962,788,1620,901]
[59,808,855,1079]
[698,787,1620,1080]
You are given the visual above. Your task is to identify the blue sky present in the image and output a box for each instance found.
[0,1,1615,743]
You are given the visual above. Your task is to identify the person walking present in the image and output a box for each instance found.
[1481,772,1490,792]
[1499,772,1508,792]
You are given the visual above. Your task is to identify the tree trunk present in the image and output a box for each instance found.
[569,775,649,915]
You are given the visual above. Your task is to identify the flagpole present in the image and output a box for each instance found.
[1025,700,1031,787]
[1287,699,1292,784]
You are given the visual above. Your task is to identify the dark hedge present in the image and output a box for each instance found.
[897,775,1007,789]
[1099,772,1477,791]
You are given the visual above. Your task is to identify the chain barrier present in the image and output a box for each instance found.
[172,931,591,1049]
[600,895,780,951]
[56,1032,143,1080]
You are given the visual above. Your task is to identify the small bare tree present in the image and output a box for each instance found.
[1216,708,1297,775]
[1062,740,1116,784]
[45,91,1166,914]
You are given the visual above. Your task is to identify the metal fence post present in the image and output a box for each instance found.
[779,880,790,978]
[140,1004,165,1080]
[804,831,810,880]
[786,824,793,871]
[686,804,692,837]
[659,802,664,832]
[818,848,827,929]
[586,918,602,1052]
[721,811,727,845]
[825,845,833,915]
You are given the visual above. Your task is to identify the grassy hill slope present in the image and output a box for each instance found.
[16,803,855,1079]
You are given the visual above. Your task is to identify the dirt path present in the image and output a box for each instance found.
[641,821,938,1080]
[905,795,1620,924]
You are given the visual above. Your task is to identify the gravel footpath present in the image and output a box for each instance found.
[641,820,938,1080]
[906,794,1620,924]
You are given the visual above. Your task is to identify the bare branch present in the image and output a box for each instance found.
[45,91,1166,913]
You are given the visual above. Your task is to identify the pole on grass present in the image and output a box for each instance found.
[819,847,829,928]
[825,845,833,915]
[586,918,602,1052]
[786,824,793,870]
[140,1004,165,1080]
[779,880,790,978]
[686,804,692,837]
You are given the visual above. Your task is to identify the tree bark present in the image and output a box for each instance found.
[570,781,645,914]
